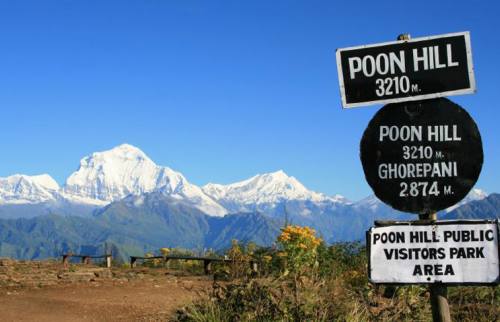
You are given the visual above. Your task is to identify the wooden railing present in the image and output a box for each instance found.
[129,255,258,274]
[62,253,112,268]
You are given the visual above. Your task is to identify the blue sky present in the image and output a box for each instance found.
[0,1,499,200]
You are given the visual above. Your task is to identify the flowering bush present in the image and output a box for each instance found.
[144,251,161,266]
[277,225,322,275]
[227,239,252,278]
[160,247,170,256]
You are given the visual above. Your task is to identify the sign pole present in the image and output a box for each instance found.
[430,284,451,322]
[419,212,451,322]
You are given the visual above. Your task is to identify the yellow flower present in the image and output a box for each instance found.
[277,251,287,257]
[278,234,290,242]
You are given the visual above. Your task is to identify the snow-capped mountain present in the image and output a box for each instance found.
[63,144,177,203]
[352,188,489,215]
[0,174,59,204]
[353,195,382,212]
[0,143,490,222]
[61,144,227,216]
[0,143,496,259]
[445,188,488,212]
[202,170,349,214]
[0,144,227,217]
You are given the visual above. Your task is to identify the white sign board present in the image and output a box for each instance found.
[367,220,499,284]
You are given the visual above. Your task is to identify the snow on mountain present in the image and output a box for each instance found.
[355,188,489,214]
[353,195,382,211]
[202,170,349,213]
[62,144,227,216]
[445,188,488,212]
[331,194,351,204]
[63,144,167,203]
[0,143,489,220]
[0,174,59,204]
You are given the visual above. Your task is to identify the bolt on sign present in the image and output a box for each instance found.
[336,31,475,108]
[360,98,483,214]
[367,221,500,284]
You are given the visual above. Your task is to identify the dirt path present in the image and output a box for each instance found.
[0,275,211,321]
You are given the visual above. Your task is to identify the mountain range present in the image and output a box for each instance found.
[0,144,496,261]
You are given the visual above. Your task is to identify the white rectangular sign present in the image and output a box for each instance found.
[367,221,499,284]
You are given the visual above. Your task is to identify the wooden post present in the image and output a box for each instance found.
[164,258,170,269]
[419,212,451,322]
[396,33,450,322]
[62,254,69,267]
[105,254,112,268]
[130,256,137,268]
[203,260,212,274]
[250,260,258,274]
[430,284,451,322]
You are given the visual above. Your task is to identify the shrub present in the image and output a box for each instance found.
[174,227,500,322]
[277,225,321,277]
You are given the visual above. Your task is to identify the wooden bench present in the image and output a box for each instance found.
[130,255,258,274]
[62,253,112,268]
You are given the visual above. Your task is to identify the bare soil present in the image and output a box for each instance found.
[0,259,211,321]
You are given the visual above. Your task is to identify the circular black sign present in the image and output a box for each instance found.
[360,98,483,214]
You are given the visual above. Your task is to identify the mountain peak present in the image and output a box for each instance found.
[0,174,59,204]
[80,144,152,167]
[202,170,340,213]
[468,188,488,199]
[355,188,489,213]
[63,144,164,203]
[445,188,488,212]
[60,144,228,216]
[268,169,288,177]
[245,170,302,186]
[2,174,59,191]
[109,143,147,155]
[354,195,382,211]
[28,174,60,191]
